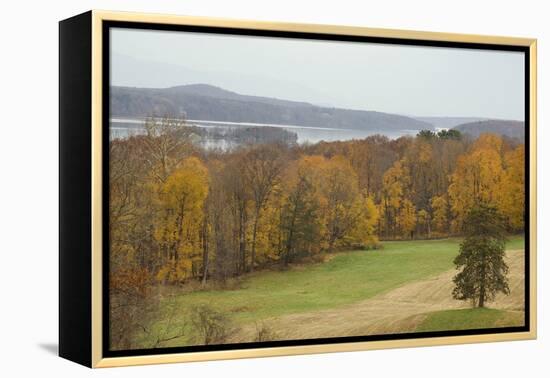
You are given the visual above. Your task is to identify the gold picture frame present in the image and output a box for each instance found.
[59,10,537,368]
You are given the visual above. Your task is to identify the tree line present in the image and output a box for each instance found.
[109,117,524,346]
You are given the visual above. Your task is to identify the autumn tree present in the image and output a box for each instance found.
[207,161,239,283]
[416,209,430,238]
[500,145,525,231]
[109,136,166,350]
[322,156,364,250]
[399,138,439,238]
[381,160,412,239]
[109,137,156,272]
[431,194,450,236]
[347,136,398,198]
[448,134,505,232]
[398,199,417,239]
[142,116,194,183]
[279,158,324,264]
[348,193,380,247]
[242,144,286,271]
[452,203,510,308]
[222,153,252,274]
[430,135,469,197]
[155,157,209,284]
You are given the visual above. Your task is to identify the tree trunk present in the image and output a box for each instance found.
[250,207,260,272]
[478,289,485,308]
[328,235,336,253]
[201,218,209,286]
[284,205,298,266]
[478,252,487,308]
[239,205,247,273]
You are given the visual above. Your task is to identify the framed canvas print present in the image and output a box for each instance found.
[59,10,537,368]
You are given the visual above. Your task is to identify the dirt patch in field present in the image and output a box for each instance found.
[230,249,525,342]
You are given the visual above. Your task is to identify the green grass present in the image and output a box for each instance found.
[136,235,524,347]
[506,235,525,250]
[415,308,524,332]
[175,239,459,320]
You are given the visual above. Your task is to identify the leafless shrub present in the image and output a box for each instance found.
[150,294,187,348]
[190,304,237,345]
[254,321,280,342]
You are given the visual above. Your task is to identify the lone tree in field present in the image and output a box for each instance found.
[452,203,510,308]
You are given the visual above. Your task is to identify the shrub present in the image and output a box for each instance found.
[254,321,280,342]
[190,304,236,345]
[109,268,159,350]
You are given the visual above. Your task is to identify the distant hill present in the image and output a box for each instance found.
[414,116,488,129]
[111,84,433,132]
[452,120,525,141]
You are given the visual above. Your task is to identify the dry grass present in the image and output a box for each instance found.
[230,249,525,342]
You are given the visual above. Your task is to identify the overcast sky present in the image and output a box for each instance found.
[111,27,525,120]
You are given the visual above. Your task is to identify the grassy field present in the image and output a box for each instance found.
[135,236,524,347]
[415,308,524,332]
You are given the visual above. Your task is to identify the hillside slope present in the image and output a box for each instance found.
[452,119,525,140]
[111,84,434,132]
[414,116,488,129]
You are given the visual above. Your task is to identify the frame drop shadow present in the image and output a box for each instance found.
[38,343,58,356]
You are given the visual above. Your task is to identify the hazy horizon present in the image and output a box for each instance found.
[111,28,525,121]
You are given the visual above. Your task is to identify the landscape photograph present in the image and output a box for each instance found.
[107,27,527,351]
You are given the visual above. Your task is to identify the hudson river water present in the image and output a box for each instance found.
[110,117,423,146]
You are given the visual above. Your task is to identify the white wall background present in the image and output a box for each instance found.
[0,0,547,376]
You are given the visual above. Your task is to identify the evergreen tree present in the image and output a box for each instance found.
[452,203,510,307]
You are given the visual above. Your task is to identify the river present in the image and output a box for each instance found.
[110,117,423,146]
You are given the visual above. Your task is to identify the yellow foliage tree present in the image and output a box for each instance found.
[448,133,505,233]
[381,160,412,238]
[278,156,326,263]
[431,194,449,236]
[416,209,430,238]
[155,157,209,284]
[398,199,417,239]
[254,189,285,265]
[500,145,525,230]
[321,156,362,250]
[348,193,380,247]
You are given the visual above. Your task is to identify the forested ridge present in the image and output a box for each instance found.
[109,117,525,349]
[111,84,434,131]
[453,119,525,141]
